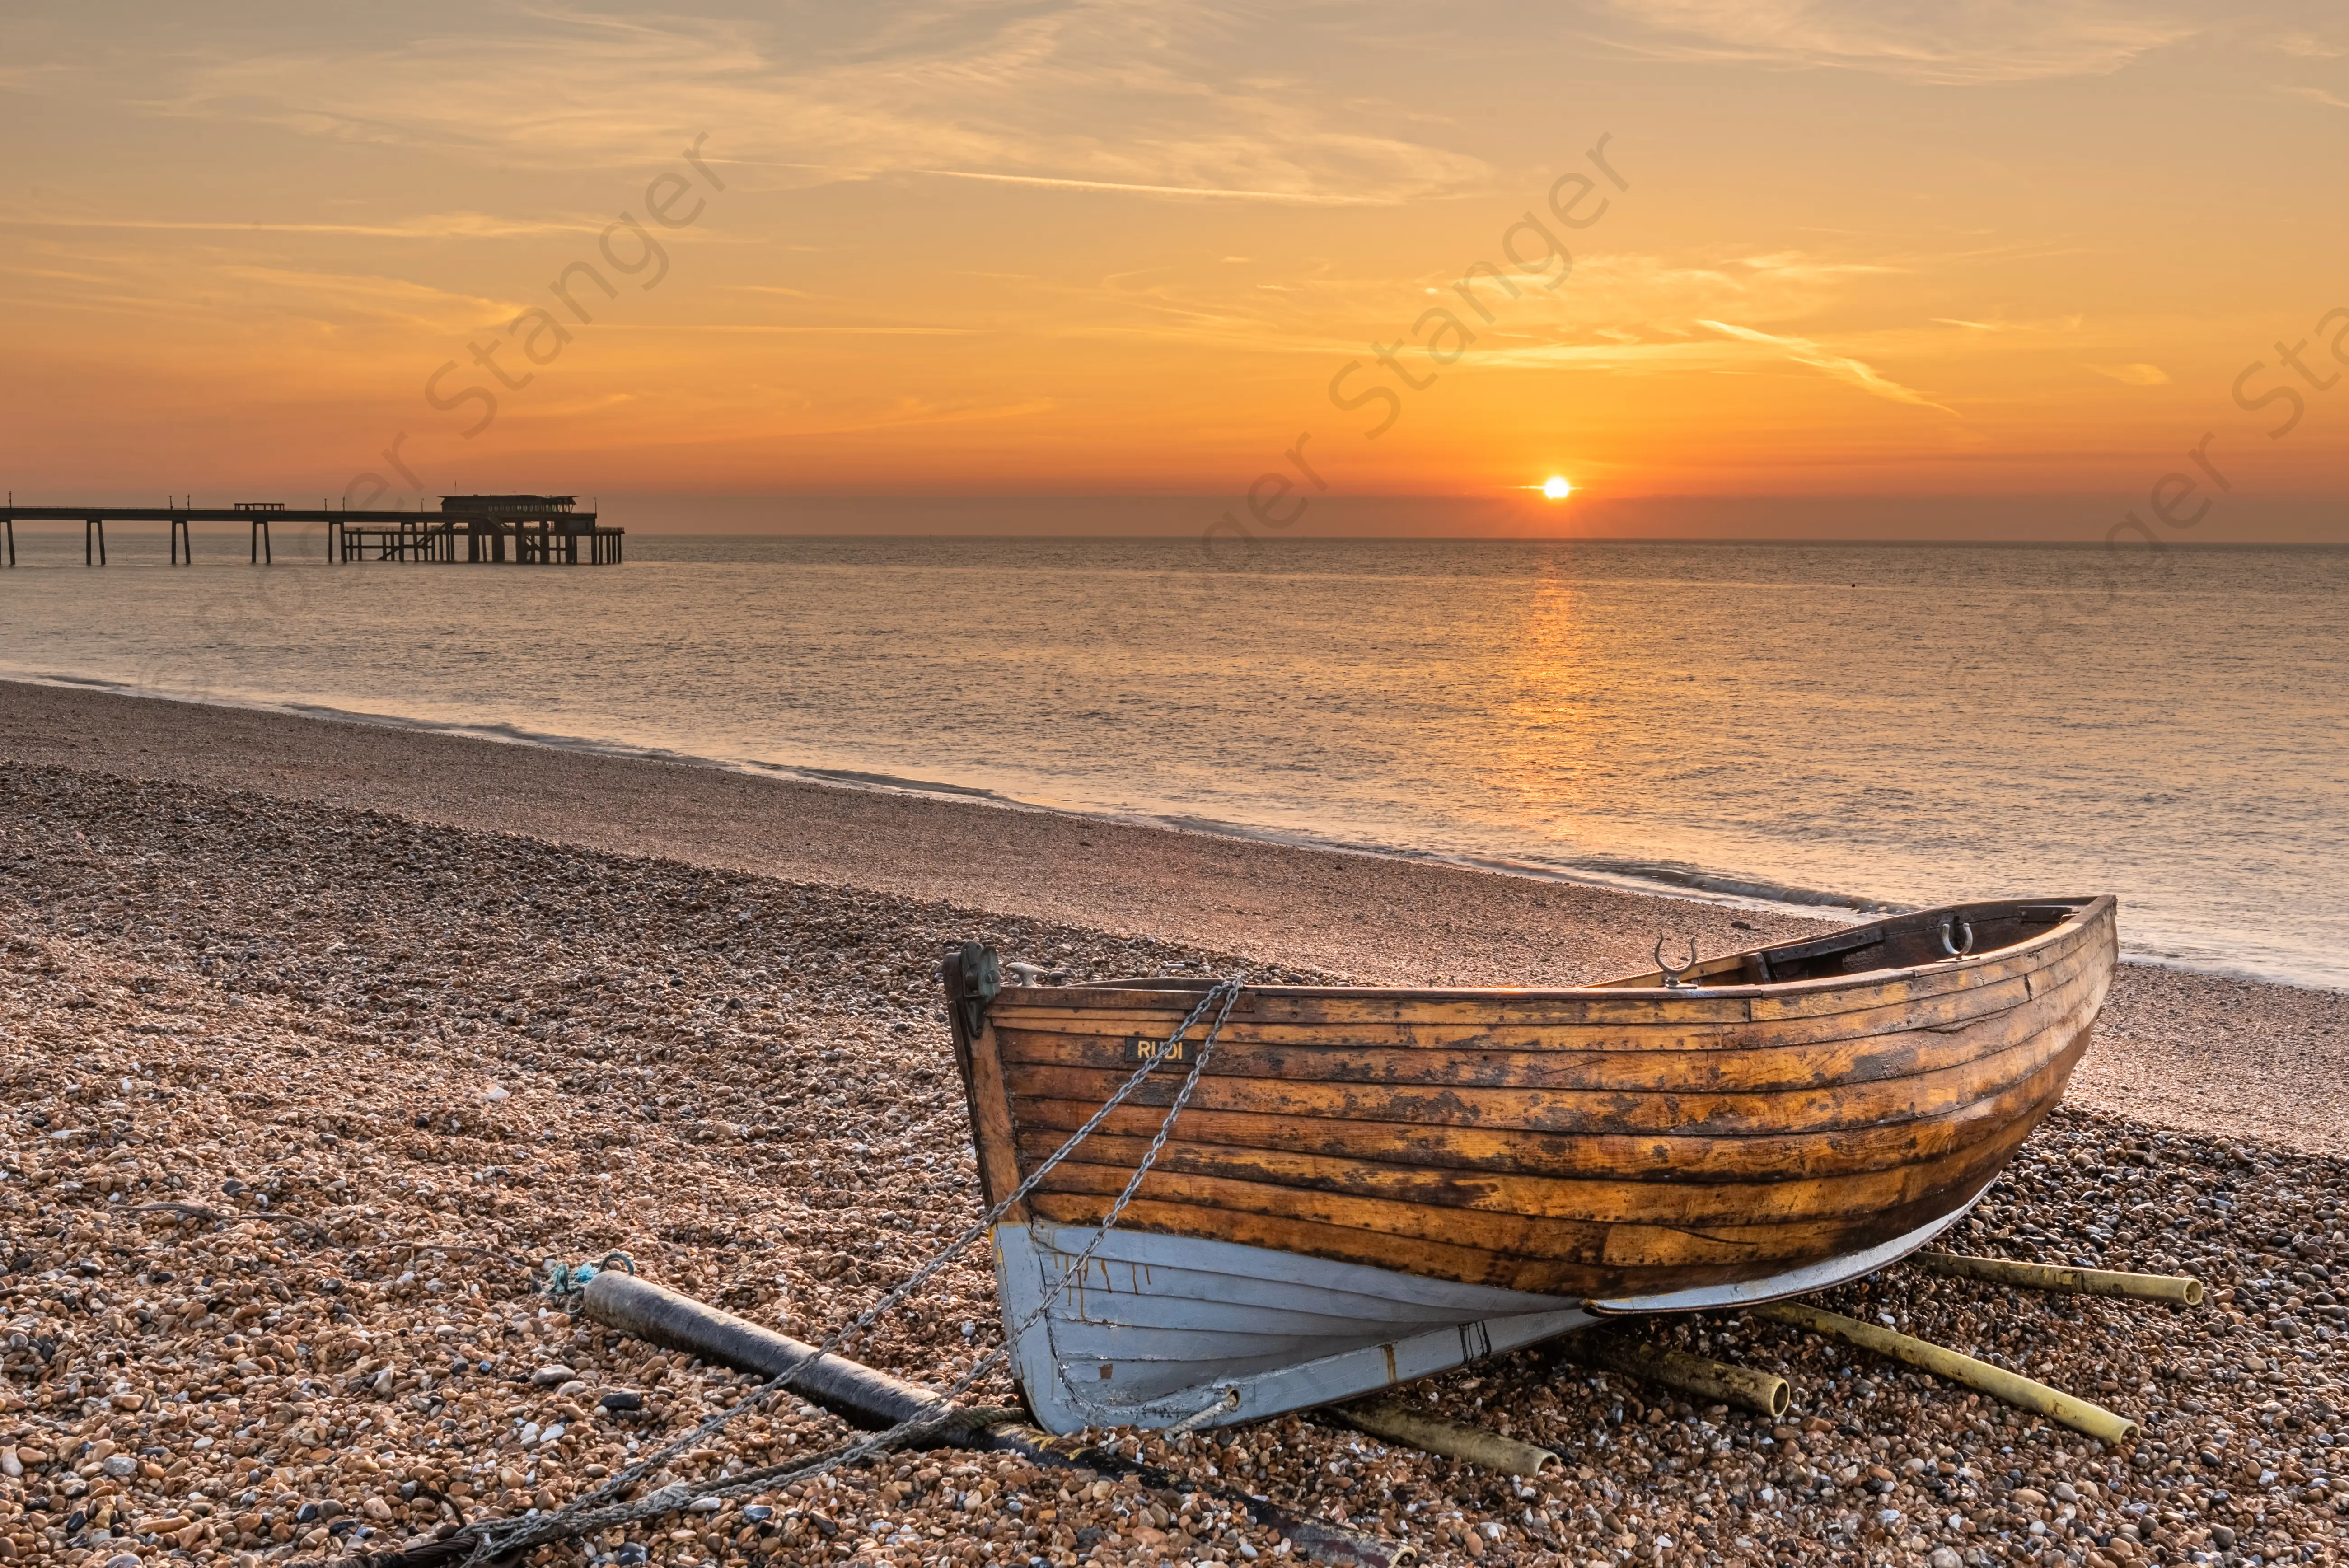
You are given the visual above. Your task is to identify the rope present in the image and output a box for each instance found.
[538,1251,633,1303]
[447,973,1245,1567]
[1161,1387,1243,1436]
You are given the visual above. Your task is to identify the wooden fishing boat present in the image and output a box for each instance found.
[941,894,2116,1434]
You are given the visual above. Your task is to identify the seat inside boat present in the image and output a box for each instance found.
[1592,898,2092,988]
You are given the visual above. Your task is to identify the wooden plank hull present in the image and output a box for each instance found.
[947,895,2117,1432]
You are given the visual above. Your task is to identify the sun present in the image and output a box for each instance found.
[1541,476,1573,500]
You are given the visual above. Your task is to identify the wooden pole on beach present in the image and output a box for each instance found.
[1752,1301,2138,1443]
[580,1272,1414,1568]
[1907,1252,2203,1306]
[1338,1398,1558,1476]
[1568,1332,1791,1418]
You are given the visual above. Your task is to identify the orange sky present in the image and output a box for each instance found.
[3,2,2346,537]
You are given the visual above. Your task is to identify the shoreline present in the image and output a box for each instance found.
[3,669,1904,924]
[0,670,2317,989]
[5,674,2347,1157]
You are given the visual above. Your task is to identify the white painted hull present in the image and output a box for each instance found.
[993,1201,1978,1433]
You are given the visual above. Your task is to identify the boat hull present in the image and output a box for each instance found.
[995,1201,1984,1433]
[948,896,2116,1432]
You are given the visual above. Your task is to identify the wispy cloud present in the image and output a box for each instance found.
[2085,362,2171,385]
[1734,251,1903,280]
[1933,313,2084,334]
[1594,0,2198,83]
[2276,83,2349,108]
[1699,319,1956,411]
[2266,31,2345,60]
[603,323,978,336]
[212,265,515,333]
[123,5,1491,207]
[0,234,514,336]
[2,213,593,239]
[778,396,1062,438]
[913,169,1378,205]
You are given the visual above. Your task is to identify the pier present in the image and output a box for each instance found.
[0,493,621,566]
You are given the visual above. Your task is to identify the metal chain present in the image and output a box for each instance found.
[825,974,1245,1362]
[683,974,1240,1506]
[453,1405,1024,1566]
[459,974,1245,1565]
[521,976,1238,1526]
[975,975,1240,1391]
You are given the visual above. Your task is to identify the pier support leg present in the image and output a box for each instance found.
[4,515,14,568]
[86,517,107,566]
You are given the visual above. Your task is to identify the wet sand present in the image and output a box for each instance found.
[4,677,2344,1158]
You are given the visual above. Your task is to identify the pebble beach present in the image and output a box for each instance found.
[2,682,2345,1568]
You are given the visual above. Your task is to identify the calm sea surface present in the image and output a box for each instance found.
[3,530,2343,989]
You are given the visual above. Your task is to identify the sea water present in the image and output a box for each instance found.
[2,530,2342,990]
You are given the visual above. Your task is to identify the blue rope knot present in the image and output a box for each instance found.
[541,1250,635,1298]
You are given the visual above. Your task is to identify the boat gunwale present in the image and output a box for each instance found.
[997,896,2113,1008]
[989,931,2106,1059]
